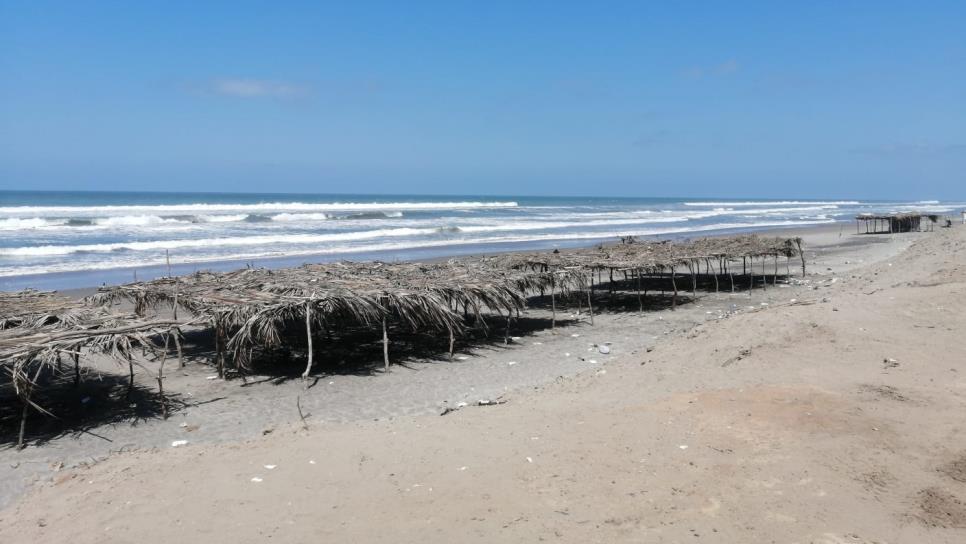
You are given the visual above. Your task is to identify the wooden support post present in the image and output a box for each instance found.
[215,320,225,379]
[127,359,135,397]
[157,332,170,419]
[173,328,184,368]
[18,402,29,450]
[708,258,719,292]
[73,352,80,387]
[448,328,455,361]
[382,316,390,373]
[761,257,768,289]
[302,301,314,380]
[795,240,806,277]
[749,258,755,293]
[504,309,511,345]
[689,262,697,295]
[671,266,678,309]
[586,273,595,325]
[18,363,45,449]
[636,268,643,314]
[550,279,557,330]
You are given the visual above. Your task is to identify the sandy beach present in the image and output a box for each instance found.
[2,221,964,542]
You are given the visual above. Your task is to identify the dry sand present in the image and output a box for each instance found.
[2,223,966,542]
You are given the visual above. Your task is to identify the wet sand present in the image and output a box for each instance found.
[3,222,965,542]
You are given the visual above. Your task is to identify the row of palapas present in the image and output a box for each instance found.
[0,235,804,447]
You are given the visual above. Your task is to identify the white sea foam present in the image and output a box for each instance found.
[200,214,249,223]
[684,201,860,207]
[0,201,519,215]
[270,212,332,222]
[92,215,186,227]
[0,227,443,257]
[0,217,63,230]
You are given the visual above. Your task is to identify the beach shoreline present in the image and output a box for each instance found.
[14,221,852,296]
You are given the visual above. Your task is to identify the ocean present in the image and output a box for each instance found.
[1,191,961,291]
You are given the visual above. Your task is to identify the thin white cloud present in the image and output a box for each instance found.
[202,78,309,99]
[683,59,740,80]
[713,59,739,75]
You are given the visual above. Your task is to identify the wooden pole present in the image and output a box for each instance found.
[17,362,45,449]
[636,268,643,314]
[18,402,29,450]
[550,278,557,330]
[382,316,390,373]
[749,258,754,293]
[795,240,806,277]
[173,328,184,368]
[448,328,455,360]
[215,318,226,380]
[302,301,314,380]
[504,309,511,345]
[671,266,678,309]
[157,332,170,419]
[708,258,719,292]
[586,273,595,325]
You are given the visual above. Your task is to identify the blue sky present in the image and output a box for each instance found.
[1,1,964,199]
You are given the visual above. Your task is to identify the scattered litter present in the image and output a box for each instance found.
[459,466,468,471]
[179,422,188,428]
[598,345,611,354]
[309,460,316,465]
[457,402,468,408]
[171,440,188,448]
[205,375,218,380]
[328,381,334,385]
[564,352,570,357]
[526,457,533,463]
[456,356,469,361]
[250,477,263,483]
[533,342,543,345]
[883,358,899,369]
[570,333,580,338]
[507,361,517,366]
[478,398,507,406]
[586,359,599,364]
[679,445,689,450]
[511,336,522,341]
[264,465,277,470]
[81,396,91,404]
